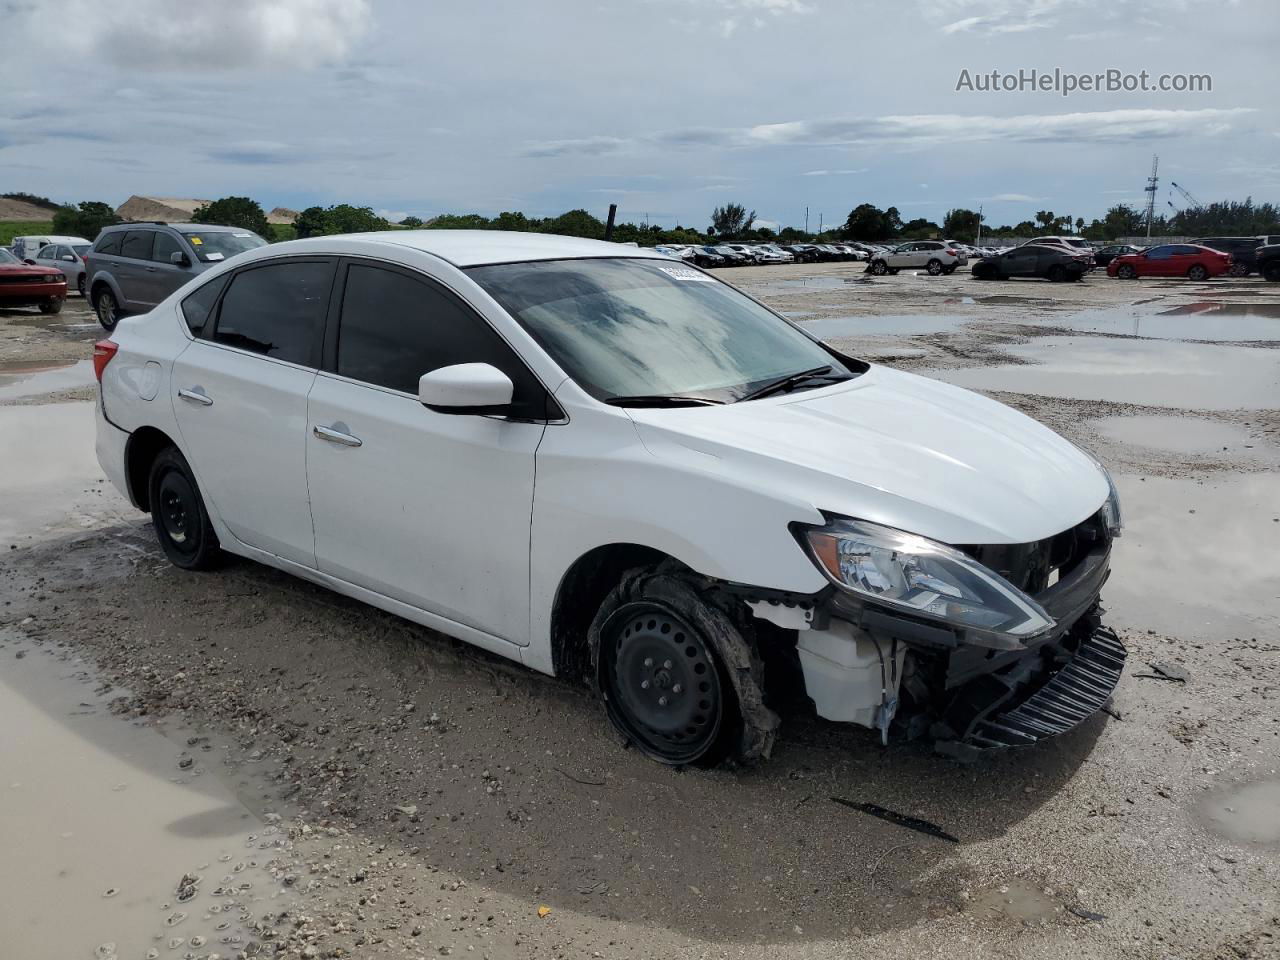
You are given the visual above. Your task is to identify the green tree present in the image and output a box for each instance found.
[51,200,121,241]
[842,204,888,241]
[192,196,271,236]
[1034,210,1057,230]
[492,211,532,232]
[1075,217,1085,234]
[399,215,424,228]
[293,206,330,239]
[942,208,982,241]
[327,204,390,234]
[709,203,754,239]
[899,217,941,240]
[541,208,605,239]
[428,213,492,229]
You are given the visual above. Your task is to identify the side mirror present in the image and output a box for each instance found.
[418,363,513,415]
[171,251,191,267]
[62,254,76,262]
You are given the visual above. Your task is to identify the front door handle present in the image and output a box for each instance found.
[313,424,362,447]
[178,388,213,406]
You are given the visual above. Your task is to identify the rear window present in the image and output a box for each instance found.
[181,275,228,336]
[179,230,267,264]
[120,231,153,260]
[95,232,122,256]
[211,260,332,366]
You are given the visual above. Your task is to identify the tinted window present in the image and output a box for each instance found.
[152,231,183,263]
[212,260,332,366]
[181,275,228,336]
[180,230,268,264]
[1146,246,1173,259]
[95,232,122,256]
[336,264,546,417]
[120,231,154,260]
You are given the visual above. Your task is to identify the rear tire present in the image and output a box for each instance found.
[1187,264,1209,281]
[1227,262,1249,278]
[148,446,220,571]
[94,288,122,332]
[590,566,776,767]
[77,274,86,297]
[1263,261,1280,283]
[1047,264,1066,283]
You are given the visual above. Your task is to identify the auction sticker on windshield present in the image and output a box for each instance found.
[659,266,716,282]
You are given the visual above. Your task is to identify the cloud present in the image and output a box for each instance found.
[927,0,1083,36]
[801,168,868,176]
[988,193,1043,202]
[207,140,293,165]
[17,0,372,69]
[519,136,629,158]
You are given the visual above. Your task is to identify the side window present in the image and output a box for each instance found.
[180,275,228,336]
[36,245,59,260]
[95,232,122,256]
[212,260,332,366]
[1146,246,1171,259]
[152,231,183,263]
[335,263,547,418]
[120,230,154,261]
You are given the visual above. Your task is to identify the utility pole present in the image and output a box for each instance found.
[604,203,617,242]
[805,206,809,234]
[976,204,983,245]
[1144,154,1159,239]
[819,212,824,234]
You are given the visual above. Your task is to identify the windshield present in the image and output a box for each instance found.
[179,229,267,263]
[0,248,18,265]
[72,244,90,256]
[467,257,861,403]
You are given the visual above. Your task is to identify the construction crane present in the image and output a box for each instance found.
[1170,181,1203,210]
[1143,154,1159,238]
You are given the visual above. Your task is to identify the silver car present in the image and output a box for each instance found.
[868,240,967,276]
[32,241,92,297]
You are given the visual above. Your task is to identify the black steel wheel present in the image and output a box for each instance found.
[600,601,725,765]
[148,446,220,570]
[39,298,63,314]
[1263,261,1280,283]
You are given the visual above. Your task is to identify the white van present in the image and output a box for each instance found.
[11,234,89,261]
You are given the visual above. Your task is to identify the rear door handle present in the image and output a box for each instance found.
[313,425,362,447]
[177,388,213,406]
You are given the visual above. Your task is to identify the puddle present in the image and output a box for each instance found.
[1037,304,1280,342]
[1093,415,1266,457]
[1201,778,1280,846]
[924,336,1280,410]
[1106,473,1280,638]
[0,401,129,544]
[0,638,291,959]
[747,275,872,294]
[798,314,971,338]
[0,358,95,401]
[968,878,1062,924]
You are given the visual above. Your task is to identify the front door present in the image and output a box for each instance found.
[171,256,335,566]
[306,260,550,644]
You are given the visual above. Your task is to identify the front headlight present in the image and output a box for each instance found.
[798,517,1055,642]
[1073,441,1122,538]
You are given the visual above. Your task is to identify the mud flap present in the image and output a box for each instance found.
[934,624,1126,761]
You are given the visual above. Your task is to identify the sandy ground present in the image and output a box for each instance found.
[1,266,1278,960]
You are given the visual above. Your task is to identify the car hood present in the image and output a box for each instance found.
[627,364,1108,546]
[0,263,59,276]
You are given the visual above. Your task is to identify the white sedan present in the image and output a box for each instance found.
[94,230,1124,766]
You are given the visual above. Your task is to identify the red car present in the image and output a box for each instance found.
[1106,243,1232,281]
[0,247,67,313]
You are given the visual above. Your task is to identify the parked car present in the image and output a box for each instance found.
[711,245,752,266]
[1092,244,1142,269]
[1255,244,1280,282]
[1022,236,1094,268]
[868,241,966,276]
[0,246,67,313]
[1106,243,1232,281]
[782,244,821,263]
[718,243,761,264]
[1191,237,1262,277]
[971,244,1088,282]
[11,233,88,262]
[752,244,795,264]
[1257,234,1280,248]
[690,246,727,268]
[86,222,267,331]
[32,240,92,296]
[94,230,1124,765]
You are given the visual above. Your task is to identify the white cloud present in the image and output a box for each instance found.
[801,168,868,176]
[25,0,372,69]
[989,193,1043,202]
[927,0,1084,36]
[520,136,630,158]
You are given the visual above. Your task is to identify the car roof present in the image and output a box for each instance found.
[278,229,672,267]
[103,222,249,233]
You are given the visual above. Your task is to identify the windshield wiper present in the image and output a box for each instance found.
[604,394,725,408]
[738,365,849,402]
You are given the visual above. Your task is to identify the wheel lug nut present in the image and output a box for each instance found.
[673,684,682,694]
[663,659,673,669]
[640,680,649,689]
[658,696,668,707]
[643,657,653,667]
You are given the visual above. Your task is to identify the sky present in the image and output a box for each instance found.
[1,0,1276,231]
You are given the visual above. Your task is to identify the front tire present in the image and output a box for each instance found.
[1227,262,1248,278]
[1117,264,1136,280]
[869,260,888,276]
[1187,264,1209,281]
[1263,261,1280,282]
[590,566,775,767]
[148,447,220,570]
[39,298,63,314]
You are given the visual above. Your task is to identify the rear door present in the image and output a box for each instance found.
[145,231,194,305]
[306,259,549,643]
[171,257,335,566]
[115,229,155,310]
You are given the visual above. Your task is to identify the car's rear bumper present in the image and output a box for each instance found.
[95,393,133,507]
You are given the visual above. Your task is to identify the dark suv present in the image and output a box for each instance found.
[1192,237,1262,277]
[86,222,266,330]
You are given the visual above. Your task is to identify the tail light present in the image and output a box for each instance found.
[93,340,118,381]
[945,249,958,256]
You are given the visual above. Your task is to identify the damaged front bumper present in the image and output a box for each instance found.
[738,537,1126,759]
